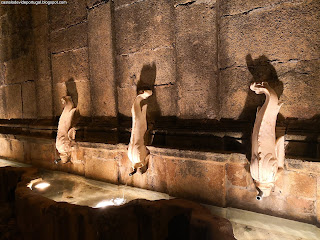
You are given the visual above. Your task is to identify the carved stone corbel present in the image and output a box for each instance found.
[55,96,77,164]
[250,82,284,200]
[127,90,152,176]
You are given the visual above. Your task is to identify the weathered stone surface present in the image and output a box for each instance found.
[114,0,138,8]
[5,53,35,84]
[53,82,67,116]
[84,148,119,184]
[88,2,117,117]
[166,158,225,206]
[0,5,33,36]
[36,80,53,118]
[50,22,88,53]
[220,67,260,120]
[277,59,320,119]
[53,81,91,117]
[24,140,56,168]
[52,48,89,84]
[49,0,87,30]
[117,86,136,117]
[116,48,175,88]
[147,154,168,193]
[226,163,251,188]
[317,176,320,226]
[283,171,317,199]
[0,87,7,119]
[22,81,37,119]
[154,85,178,116]
[5,84,22,119]
[175,2,218,119]
[73,81,91,117]
[219,1,320,120]
[31,5,48,28]
[33,24,51,84]
[114,0,174,54]
[219,0,320,68]
[0,138,24,162]
[285,196,316,222]
[219,0,303,17]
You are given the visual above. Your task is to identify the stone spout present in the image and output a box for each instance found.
[128,90,152,175]
[256,191,263,201]
[56,96,77,164]
[250,82,284,199]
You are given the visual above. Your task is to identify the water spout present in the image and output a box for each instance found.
[256,191,263,201]
[129,168,137,176]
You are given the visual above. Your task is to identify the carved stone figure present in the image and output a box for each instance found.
[128,90,153,176]
[55,96,77,164]
[250,82,284,200]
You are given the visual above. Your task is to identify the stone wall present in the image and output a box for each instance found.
[0,0,319,120]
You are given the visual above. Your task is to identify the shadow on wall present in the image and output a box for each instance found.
[136,63,160,146]
[240,54,284,121]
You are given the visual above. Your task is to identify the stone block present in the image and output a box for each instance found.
[0,87,7,119]
[74,81,91,117]
[114,0,137,8]
[114,0,174,54]
[226,163,252,188]
[53,82,67,116]
[285,196,316,223]
[33,24,51,83]
[50,22,88,53]
[0,137,24,162]
[277,59,320,119]
[49,0,87,30]
[9,139,25,162]
[116,48,176,88]
[166,158,226,206]
[117,86,136,117]
[220,67,260,120]
[88,2,117,117]
[53,81,91,117]
[1,5,32,36]
[5,53,35,84]
[31,5,48,28]
[219,0,295,17]
[317,176,320,226]
[0,37,11,62]
[36,80,53,118]
[283,171,317,199]
[219,0,320,68]
[84,148,119,184]
[22,81,37,119]
[147,154,168,193]
[154,85,178,117]
[25,140,56,168]
[52,47,89,84]
[175,3,218,119]
[5,84,22,119]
